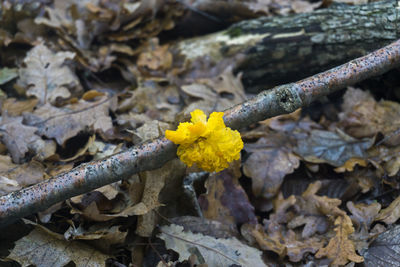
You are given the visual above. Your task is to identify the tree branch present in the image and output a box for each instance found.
[1,39,400,227]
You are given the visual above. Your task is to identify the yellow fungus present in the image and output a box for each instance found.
[165,109,243,172]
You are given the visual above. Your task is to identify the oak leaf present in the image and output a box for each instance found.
[315,214,364,265]
[18,43,81,105]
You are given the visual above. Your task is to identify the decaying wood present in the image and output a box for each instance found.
[175,0,400,92]
[1,38,400,228]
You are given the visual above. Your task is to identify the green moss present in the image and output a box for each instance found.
[226,27,243,38]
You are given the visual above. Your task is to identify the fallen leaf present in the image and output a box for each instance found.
[181,67,247,115]
[0,67,18,85]
[6,227,109,266]
[64,224,127,253]
[137,38,173,71]
[136,159,186,237]
[24,95,116,145]
[132,120,171,143]
[334,157,368,173]
[251,223,324,262]
[363,224,400,266]
[315,214,364,265]
[2,98,39,116]
[243,133,300,198]
[17,43,81,105]
[295,128,374,167]
[0,175,21,196]
[339,87,400,146]
[375,196,400,225]
[368,145,400,177]
[159,224,265,267]
[347,201,381,230]
[198,169,257,228]
[117,80,180,123]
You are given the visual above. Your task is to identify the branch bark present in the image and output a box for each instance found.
[174,0,400,92]
[1,38,400,228]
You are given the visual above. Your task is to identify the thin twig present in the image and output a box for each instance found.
[1,39,400,227]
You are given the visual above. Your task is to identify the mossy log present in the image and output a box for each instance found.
[175,0,400,93]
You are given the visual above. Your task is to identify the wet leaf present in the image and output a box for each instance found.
[17,43,81,105]
[315,214,364,265]
[295,129,374,167]
[7,227,109,266]
[159,224,265,266]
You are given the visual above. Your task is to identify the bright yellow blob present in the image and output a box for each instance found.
[165,109,243,172]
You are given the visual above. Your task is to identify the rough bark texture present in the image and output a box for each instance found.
[175,0,400,93]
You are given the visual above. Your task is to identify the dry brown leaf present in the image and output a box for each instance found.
[339,87,400,146]
[117,81,180,123]
[17,43,81,105]
[368,145,400,177]
[375,196,400,225]
[137,38,173,71]
[0,116,56,163]
[347,201,381,230]
[136,159,185,237]
[198,168,257,228]
[64,225,127,253]
[181,67,247,115]
[334,157,368,173]
[159,224,265,266]
[244,133,300,198]
[2,98,38,116]
[24,95,116,145]
[251,223,324,262]
[315,214,364,265]
[132,120,171,143]
[0,155,45,194]
[7,227,109,266]
[0,175,21,196]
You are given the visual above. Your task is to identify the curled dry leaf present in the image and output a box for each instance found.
[243,133,299,199]
[251,223,324,262]
[315,214,364,265]
[17,43,81,105]
[375,196,400,225]
[347,201,381,230]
